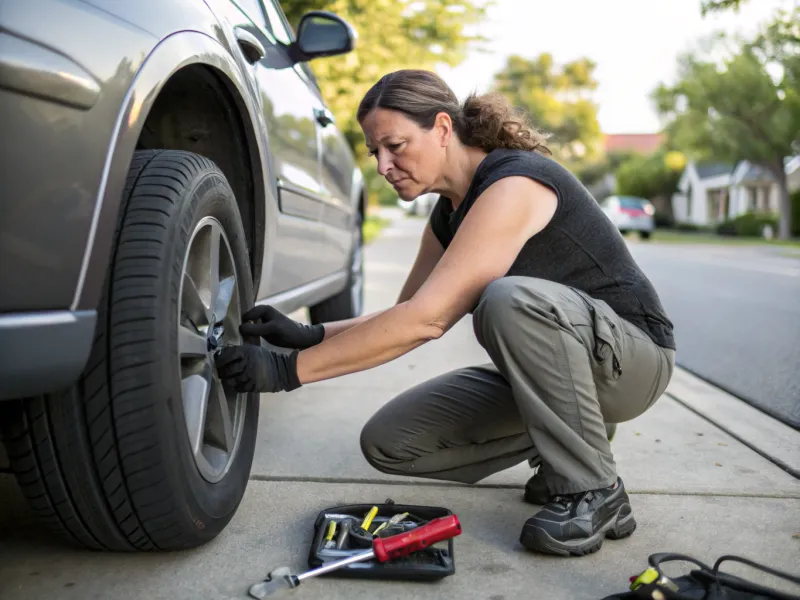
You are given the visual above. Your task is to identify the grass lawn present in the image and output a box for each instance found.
[363,215,390,244]
[640,230,800,248]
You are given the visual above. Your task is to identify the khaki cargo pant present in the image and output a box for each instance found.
[360,276,675,495]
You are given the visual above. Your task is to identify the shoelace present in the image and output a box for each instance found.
[551,490,595,509]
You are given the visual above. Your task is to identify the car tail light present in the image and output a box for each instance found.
[620,208,645,216]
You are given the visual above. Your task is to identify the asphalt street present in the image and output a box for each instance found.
[627,240,800,430]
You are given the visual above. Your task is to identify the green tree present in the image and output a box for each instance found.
[652,7,799,239]
[700,0,748,16]
[490,54,601,161]
[281,0,487,162]
[615,150,683,205]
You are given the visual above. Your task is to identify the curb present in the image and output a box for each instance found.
[666,368,800,479]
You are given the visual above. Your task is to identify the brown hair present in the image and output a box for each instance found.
[357,69,551,155]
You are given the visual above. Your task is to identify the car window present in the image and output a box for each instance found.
[233,0,269,30]
[262,0,294,45]
[619,197,646,209]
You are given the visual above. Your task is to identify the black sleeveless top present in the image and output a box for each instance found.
[429,148,675,350]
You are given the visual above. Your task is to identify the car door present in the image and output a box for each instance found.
[261,0,354,275]
[313,86,358,272]
[229,0,330,293]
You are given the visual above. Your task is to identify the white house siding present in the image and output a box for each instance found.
[671,160,794,227]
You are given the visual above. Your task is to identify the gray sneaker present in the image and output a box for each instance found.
[523,423,617,505]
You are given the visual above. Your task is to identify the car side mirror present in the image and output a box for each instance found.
[290,11,357,63]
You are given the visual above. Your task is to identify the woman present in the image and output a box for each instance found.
[215,69,676,557]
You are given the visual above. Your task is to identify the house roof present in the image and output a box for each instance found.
[695,162,734,179]
[602,133,664,155]
[738,163,776,183]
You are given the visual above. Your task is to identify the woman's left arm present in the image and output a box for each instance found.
[294,176,557,384]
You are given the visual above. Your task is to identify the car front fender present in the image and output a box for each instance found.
[73,30,277,312]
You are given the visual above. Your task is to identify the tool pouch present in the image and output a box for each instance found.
[307,498,456,581]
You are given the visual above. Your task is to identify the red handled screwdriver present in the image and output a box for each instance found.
[249,515,462,598]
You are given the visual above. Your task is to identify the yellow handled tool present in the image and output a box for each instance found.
[323,519,337,548]
[361,506,378,532]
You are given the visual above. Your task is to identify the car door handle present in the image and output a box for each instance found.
[314,107,334,127]
[234,27,265,64]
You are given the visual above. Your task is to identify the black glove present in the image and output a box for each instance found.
[239,305,324,350]
[214,344,302,393]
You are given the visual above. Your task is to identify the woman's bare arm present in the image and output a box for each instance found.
[294,176,558,384]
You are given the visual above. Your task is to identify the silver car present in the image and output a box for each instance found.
[0,0,364,551]
[599,195,656,239]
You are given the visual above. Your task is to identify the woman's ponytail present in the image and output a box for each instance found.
[459,92,551,155]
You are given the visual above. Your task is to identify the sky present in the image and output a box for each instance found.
[436,0,792,134]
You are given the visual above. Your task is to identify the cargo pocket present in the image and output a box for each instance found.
[573,290,623,381]
[592,310,623,380]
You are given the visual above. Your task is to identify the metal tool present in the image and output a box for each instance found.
[248,514,462,598]
[335,518,353,550]
[372,512,409,536]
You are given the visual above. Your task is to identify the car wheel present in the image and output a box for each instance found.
[0,149,258,551]
[309,211,364,324]
[640,231,651,240]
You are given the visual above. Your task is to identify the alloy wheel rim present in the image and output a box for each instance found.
[178,216,246,484]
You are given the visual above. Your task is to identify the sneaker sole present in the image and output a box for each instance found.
[519,504,636,557]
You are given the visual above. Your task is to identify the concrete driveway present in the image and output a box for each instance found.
[1,211,798,600]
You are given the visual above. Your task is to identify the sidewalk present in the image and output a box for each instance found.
[1,211,798,600]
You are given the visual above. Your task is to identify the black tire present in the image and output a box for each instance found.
[309,211,364,324]
[0,150,258,551]
[640,231,651,240]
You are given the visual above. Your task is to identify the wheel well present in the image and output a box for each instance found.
[136,64,264,292]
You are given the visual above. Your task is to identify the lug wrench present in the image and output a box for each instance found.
[248,514,462,598]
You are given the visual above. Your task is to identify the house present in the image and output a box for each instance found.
[671,160,785,226]
[786,156,800,193]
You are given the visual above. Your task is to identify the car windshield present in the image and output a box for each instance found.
[618,197,647,209]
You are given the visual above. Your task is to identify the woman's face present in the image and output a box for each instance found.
[360,108,450,201]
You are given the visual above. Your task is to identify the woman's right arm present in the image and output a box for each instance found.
[320,221,445,339]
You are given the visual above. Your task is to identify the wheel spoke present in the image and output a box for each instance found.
[179,324,208,357]
[204,376,235,453]
[182,272,209,326]
[208,222,221,321]
[216,378,235,453]
[213,276,236,323]
[181,365,212,456]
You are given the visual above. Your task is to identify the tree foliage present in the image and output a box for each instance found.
[652,7,799,238]
[700,0,748,16]
[490,54,602,161]
[615,150,684,203]
[280,0,487,163]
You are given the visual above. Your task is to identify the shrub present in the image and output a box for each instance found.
[674,222,704,231]
[715,212,780,237]
[792,189,800,237]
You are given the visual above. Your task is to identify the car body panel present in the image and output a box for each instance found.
[0,0,159,312]
[0,0,362,398]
